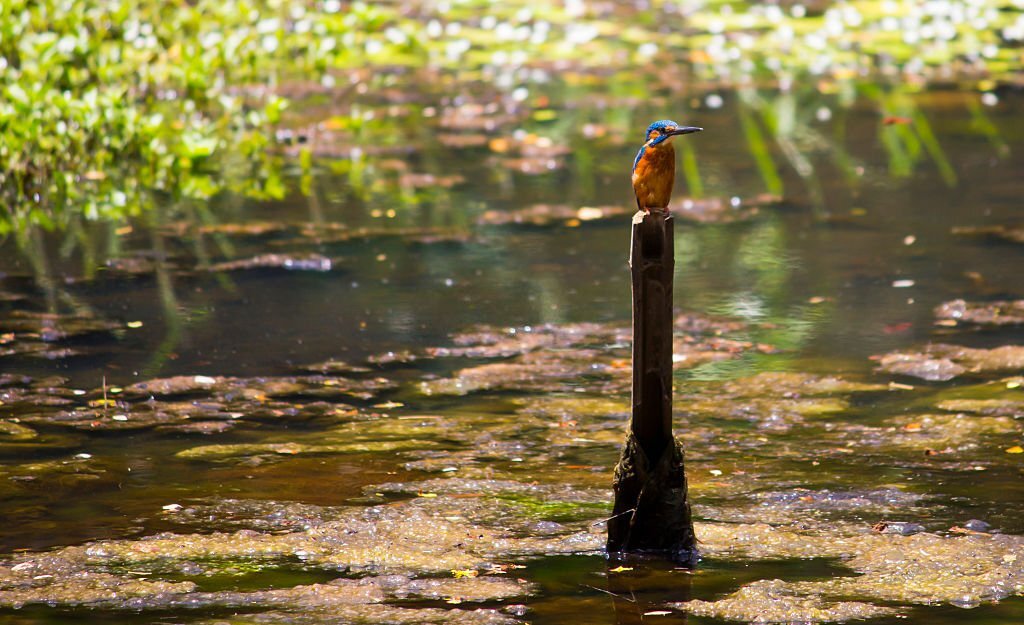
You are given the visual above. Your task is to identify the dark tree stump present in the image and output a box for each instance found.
[607,208,696,563]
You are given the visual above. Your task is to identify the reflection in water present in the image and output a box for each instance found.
[606,557,691,625]
[145,202,186,378]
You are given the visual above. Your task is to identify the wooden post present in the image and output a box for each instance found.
[607,208,696,563]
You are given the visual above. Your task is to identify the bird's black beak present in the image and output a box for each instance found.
[667,126,703,136]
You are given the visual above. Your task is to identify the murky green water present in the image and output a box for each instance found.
[1,85,1023,623]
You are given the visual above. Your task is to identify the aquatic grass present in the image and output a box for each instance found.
[0,0,417,234]
[679,139,705,199]
[965,96,1011,157]
[737,99,785,197]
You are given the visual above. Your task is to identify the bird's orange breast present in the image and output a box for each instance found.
[632,144,675,211]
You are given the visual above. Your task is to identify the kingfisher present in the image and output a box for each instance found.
[632,120,703,212]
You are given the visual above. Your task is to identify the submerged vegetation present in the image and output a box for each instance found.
[2,0,1022,232]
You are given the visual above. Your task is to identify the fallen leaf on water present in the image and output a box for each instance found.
[485,563,526,574]
[609,566,633,573]
[949,526,987,536]
[1005,446,1023,454]
[884,322,913,334]
[488,137,511,153]
[450,569,478,579]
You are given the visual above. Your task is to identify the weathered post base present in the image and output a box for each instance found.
[607,432,696,564]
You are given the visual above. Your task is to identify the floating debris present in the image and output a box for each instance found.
[871,521,926,536]
[205,253,333,272]
[189,604,520,625]
[427,323,629,359]
[719,372,889,397]
[399,172,465,189]
[936,398,1024,418]
[692,522,1024,615]
[876,351,967,381]
[295,359,373,374]
[103,255,163,275]
[0,420,38,442]
[420,349,621,396]
[418,319,776,396]
[1,373,390,433]
[935,299,1024,327]
[876,344,1024,381]
[476,195,783,227]
[123,374,396,401]
[670,194,783,224]
[436,133,489,148]
[175,439,439,460]
[0,309,123,343]
[680,372,889,430]
[477,204,629,227]
[674,579,898,623]
[367,350,420,365]
[952,224,1024,245]
[196,221,293,236]
[753,489,925,517]
[0,496,596,598]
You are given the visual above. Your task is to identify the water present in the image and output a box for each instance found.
[1,86,1023,623]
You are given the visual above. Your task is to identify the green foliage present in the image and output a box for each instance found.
[0,0,417,234]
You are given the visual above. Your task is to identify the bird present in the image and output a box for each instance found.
[631,120,702,213]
